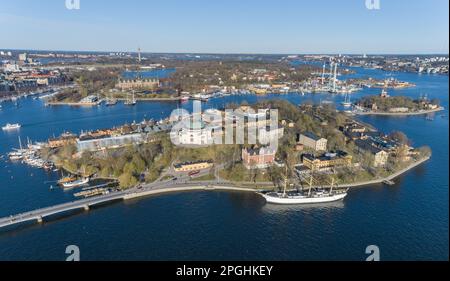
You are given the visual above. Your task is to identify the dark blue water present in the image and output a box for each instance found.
[0,68,448,260]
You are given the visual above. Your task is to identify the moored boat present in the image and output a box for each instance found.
[61,178,90,189]
[262,190,347,204]
[58,176,77,185]
[261,172,347,205]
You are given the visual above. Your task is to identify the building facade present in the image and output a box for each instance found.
[298,132,328,151]
[302,151,352,171]
[116,78,159,90]
[170,120,216,146]
[355,139,389,167]
[242,146,276,169]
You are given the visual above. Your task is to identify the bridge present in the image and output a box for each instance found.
[0,190,128,229]
[0,181,264,230]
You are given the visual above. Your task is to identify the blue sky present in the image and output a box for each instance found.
[0,0,448,54]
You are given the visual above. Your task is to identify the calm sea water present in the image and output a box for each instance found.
[0,67,448,260]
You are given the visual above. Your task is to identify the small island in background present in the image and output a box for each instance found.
[353,89,444,115]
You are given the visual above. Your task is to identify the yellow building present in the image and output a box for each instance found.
[48,136,77,148]
[173,160,213,172]
[302,151,352,171]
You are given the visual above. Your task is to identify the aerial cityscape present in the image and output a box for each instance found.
[0,0,448,267]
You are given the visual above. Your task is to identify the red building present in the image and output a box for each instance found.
[242,146,276,169]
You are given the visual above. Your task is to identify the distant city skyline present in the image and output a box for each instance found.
[0,0,448,54]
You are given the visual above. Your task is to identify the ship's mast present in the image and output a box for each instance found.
[321,63,326,85]
[282,164,288,197]
[332,62,338,93]
[308,174,313,197]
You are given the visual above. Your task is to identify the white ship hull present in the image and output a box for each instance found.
[262,192,347,205]
[62,178,89,188]
[2,123,21,130]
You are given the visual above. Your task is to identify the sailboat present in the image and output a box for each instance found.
[341,93,352,107]
[261,172,348,205]
[8,136,26,160]
[105,93,117,106]
[124,91,137,106]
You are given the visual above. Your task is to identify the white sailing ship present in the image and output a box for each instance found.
[261,172,348,205]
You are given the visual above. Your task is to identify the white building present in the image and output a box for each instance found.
[19,53,28,62]
[258,126,284,144]
[4,63,20,72]
[170,120,215,146]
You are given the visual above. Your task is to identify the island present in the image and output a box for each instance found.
[8,100,432,195]
[353,91,444,115]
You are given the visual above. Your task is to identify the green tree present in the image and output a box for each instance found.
[118,172,138,189]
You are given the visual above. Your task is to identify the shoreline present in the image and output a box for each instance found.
[338,156,430,188]
[354,107,444,116]
[0,157,431,230]
[45,101,102,106]
[123,185,257,200]
[116,97,182,102]
[45,97,182,106]
[123,156,431,201]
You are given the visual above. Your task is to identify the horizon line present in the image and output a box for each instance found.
[1,47,449,57]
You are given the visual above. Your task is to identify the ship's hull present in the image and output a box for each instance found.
[62,178,89,188]
[2,125,21,130]
[262,192,347,205]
